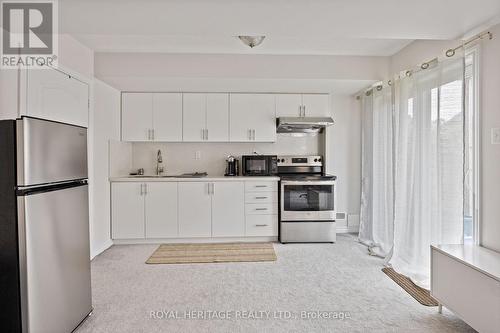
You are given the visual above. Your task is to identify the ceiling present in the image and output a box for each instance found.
[60,0,500,56]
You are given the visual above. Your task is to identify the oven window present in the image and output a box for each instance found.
[246,159,267,173]
[283,185,334,211]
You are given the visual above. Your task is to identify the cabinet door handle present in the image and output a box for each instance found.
[255,208,268,211]
[248,129,252,140]
[253,129,256,140]
[152,129,155,140]
[255,185,267,188]
[144,183,148,195]
[140,184,144,195]
[147,129,151,140]
[303,105,306,117]
[255,196,268,199]
[255,224,269,227]
[206,129,208,140]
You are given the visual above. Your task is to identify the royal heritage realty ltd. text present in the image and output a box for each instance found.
[150,310,352,321]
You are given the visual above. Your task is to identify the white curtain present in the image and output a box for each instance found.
[389,56,465,288]
[359,86,394,257]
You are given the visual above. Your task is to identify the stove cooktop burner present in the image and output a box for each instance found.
[279,174,337,181]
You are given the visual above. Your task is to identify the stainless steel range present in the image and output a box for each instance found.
[278,155,337,243]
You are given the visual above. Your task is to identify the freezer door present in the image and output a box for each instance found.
[17,117,87,186]
[17,183,92,333]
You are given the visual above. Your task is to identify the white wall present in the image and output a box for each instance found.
[479,23,500,252]
[326,95,362,230]
[389,39,460,74]
[0,69,18,120]
[129,135,322,177]
[91,79,120,258]
[58,34,94,80]
[95,53,389,82]
[389,24,500,252]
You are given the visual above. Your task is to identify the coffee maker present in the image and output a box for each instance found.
[224,155,239,176]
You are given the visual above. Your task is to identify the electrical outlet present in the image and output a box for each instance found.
[195,151,201,160]
[491,128,500,145]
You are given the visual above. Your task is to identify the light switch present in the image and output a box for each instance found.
[491,128,500,145]
[195,151,201,160]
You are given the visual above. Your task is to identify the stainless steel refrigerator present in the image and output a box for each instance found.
[0,116,92,333]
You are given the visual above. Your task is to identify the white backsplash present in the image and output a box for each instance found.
[130,134,323,176]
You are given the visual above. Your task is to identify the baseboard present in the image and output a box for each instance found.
[336,226,359,234]
[112,236,278,245]
[90,239,113,260]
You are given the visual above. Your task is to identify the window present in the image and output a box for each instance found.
[463,48,480,244]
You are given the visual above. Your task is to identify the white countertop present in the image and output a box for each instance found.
[109,176,281,182]
[432,244,500,282]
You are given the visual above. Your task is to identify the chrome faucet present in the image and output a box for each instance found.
[156,150,164,176]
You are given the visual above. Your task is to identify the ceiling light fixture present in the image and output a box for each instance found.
[238,35,265,48]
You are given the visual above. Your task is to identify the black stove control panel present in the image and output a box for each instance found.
[277,155,323,167]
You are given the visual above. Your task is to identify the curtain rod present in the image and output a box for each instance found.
[355,30,493,100]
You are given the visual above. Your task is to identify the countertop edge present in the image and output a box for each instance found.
[109,176,281,182]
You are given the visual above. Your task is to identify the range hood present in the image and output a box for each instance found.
[276,117,334,135]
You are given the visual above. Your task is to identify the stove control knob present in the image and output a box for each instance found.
[314,158,318,162]
[281,159,285,162]
[318,158,322,162]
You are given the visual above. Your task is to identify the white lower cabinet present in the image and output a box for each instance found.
[112,182,179,239]
[244,182,278,237]
[212,182,245,237]
[112,182,145,239]
[245,215,278,237]
[178,182,212,237]
[145,183,178,238]
[112,180,278,240]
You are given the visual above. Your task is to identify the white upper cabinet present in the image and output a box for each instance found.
[183,93,206,141]
[275,94,303,117]
[229,93,276,142]
[122,93,153,141]
[121,91,327,143]
[26,68,89,127]
[211,182,245,237]
[122,92,182,142]
[276,93,330,118]
[145,182,178,238]
[206,93,229,142]
[301,94,330,117]
[153,93,183,142]
[183,93,229,142]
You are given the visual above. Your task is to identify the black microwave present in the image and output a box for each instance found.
[241,155,278,176]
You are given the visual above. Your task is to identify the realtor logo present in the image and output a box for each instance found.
[1,0,58,68]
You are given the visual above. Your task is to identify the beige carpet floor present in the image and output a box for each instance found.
[76,234,475,333]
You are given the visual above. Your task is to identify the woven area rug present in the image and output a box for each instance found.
[382,267,439,306]
[146,242,277,264]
